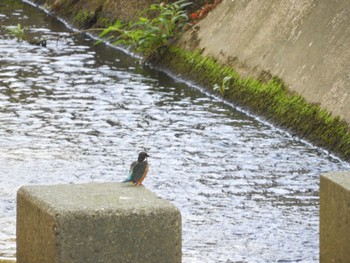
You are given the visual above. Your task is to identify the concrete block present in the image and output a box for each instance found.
[320,172,350,263]
[17,183,181,263]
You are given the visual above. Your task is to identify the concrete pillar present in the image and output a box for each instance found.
[17,183,181,263]
[320,171,350,263]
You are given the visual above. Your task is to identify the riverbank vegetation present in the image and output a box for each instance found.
[97,0,191,63]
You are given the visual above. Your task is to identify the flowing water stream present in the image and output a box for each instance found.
[0,1,349,262]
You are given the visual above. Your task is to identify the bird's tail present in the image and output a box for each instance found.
[122,174,132,183]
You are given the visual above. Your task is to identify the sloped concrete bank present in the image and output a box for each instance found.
[29,0,350,160]
[179,0,350,123]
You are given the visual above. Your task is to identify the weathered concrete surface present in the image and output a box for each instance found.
[320,172,350,262]
[17,183,181,263]
[179,0,350,124]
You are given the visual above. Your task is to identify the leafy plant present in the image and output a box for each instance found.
[98,0,191,63]
[4,23,47,46]
[213,76,232,96]
[6,23,25,42]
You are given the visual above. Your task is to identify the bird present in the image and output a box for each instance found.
[123,152,150,186]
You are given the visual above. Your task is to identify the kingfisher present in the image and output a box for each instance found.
[122,152,150,186]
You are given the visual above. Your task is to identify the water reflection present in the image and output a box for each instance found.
[0,0,349,262]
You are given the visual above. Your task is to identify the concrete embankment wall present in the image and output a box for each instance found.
[179,0,350,124]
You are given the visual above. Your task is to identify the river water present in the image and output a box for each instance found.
[0,1,349,262]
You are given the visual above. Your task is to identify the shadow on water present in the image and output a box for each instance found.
[0,0,349,262]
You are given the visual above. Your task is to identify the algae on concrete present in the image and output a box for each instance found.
[158,46,350,161]
[178,0,350,125]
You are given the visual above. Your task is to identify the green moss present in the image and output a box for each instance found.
[96,17,112,28]
[73,9,93,28]
[160,46,350,161]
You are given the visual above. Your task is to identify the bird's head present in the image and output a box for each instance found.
[138,152,150,162]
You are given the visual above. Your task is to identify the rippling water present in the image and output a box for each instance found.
[0,1,349,262]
